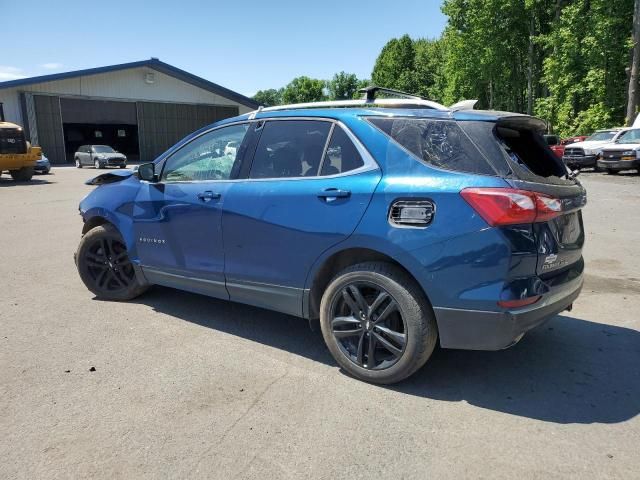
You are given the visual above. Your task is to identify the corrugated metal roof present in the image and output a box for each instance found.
[0,58,258,108]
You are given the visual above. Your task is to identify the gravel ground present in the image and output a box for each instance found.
[1,167,639,479]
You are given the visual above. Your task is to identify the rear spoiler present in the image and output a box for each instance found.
[496,115,547,133]
[85,168,137,185]
[449,100,478,111]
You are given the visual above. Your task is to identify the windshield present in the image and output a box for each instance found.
[92,145,115,153]
[615,129,640,144]
[586,131,616,142]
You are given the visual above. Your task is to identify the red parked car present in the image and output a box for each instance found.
[545,135,588,159]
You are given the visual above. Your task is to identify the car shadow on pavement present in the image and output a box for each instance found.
[136,286,334,365]
[0,177,54,186]
[137,287,639,425]
[394,315,640,424]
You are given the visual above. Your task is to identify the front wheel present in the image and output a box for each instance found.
[94,159,103,169]
[9,166,34,181]
[76,224,148,301]
[607,169,618,175]
[319,262,438,384]
[75,158,82,168]
[119,164,127,169]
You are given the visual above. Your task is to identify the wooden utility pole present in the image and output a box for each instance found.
[626,0,640,126]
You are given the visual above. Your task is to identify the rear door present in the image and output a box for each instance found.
[222,119,381,316]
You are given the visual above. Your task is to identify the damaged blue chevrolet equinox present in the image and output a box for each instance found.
[76,87,586,384]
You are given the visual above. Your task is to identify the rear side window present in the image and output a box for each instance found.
[320,126,364,176]
[249,120,331,178]
[368,117,496,176]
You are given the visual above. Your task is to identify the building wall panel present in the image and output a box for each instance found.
[33,95,65,164]
[137,101,238,161]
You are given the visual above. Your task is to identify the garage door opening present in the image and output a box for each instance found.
[64,123,139,161]
[60,98,139,163]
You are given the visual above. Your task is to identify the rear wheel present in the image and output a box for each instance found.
[319,262,438,384]
[607,169,618,175]
[76,224,148,301]
[9,166,34,181]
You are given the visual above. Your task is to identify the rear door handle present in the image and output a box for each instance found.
[317,188,351,202]
[197,191,221,201]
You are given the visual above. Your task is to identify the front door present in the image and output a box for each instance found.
[222,120,382,316]
[132,122,249,299]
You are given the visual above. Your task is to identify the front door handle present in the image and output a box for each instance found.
[317,188,351,202]
[197,191,221,202]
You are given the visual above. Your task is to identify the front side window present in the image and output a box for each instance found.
[249,120,331,179]
[162,123,249,182]
[320,126,365,176]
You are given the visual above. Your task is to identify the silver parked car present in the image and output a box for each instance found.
[74,145,127,169]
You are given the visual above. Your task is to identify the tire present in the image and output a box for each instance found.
[607,169,618,175]
[319,262,438,384]
[76,224,148,301]
[9,166,34,181]
[94,159,102,169]
[75,158,82,168]
[119,164,126,169]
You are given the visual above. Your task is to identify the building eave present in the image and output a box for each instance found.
[0,58,258,109]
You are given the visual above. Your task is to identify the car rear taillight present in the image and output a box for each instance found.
[460,188,562,226]
[497,296,541,309]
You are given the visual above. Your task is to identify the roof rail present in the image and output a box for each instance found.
[253,98,449,114]
[246,85,450,115]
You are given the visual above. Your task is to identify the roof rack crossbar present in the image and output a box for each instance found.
[358,86,423,102]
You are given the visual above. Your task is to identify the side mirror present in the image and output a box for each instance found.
[137,162,157,182]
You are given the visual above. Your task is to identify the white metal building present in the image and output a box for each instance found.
[0,58,258,164]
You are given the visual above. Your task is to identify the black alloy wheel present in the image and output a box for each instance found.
[320,262,438,384]
[83,236,136,293]
[330,282,407,370]
[76,224,148,301]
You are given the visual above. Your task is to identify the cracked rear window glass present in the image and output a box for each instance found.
[368,117,495,175]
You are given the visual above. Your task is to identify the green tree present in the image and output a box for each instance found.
[252,88,282,107]
[371,34,417,93]
[281,76,326,104]
[413,38,446,101]
[537,0,634,135]
[327,72,360,100]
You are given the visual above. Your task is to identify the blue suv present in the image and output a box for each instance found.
[75,88,586,384]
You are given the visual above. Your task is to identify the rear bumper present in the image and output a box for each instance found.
[597,159,639,171]
[434,274,583,350]
[563,154,597,167]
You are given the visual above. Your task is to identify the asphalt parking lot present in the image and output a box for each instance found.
[1,166,639,479]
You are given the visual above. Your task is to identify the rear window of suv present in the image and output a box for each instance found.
[368,117,497,176]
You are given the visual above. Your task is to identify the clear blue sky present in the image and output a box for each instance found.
[1,0,447,97]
